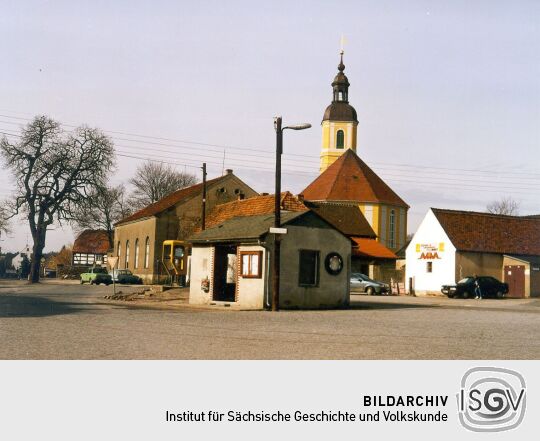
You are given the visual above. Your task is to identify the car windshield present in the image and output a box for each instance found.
[351,273,378,283]
[93,268,107,274]
[458,277,473,284]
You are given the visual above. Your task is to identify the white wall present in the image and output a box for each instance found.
[189,246,214,305]
[236,245,266,309]
[189,244,266,309]
[405,209,456,295]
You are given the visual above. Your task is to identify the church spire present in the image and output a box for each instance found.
[320,45,359,173]
[332,51,350,103]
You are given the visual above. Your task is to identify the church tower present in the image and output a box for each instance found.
[320,50,359,172]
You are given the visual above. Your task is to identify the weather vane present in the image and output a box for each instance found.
[340,34,347,55]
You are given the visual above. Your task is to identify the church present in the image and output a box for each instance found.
[301,51,409,280]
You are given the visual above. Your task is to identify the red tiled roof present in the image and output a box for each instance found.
[432,208,540,255]
[304,201,376,238]
[115,176,222,226]
[203,192,306,230]
[351,237,398,259]
[301,149,408,207]
[73,230,110,254]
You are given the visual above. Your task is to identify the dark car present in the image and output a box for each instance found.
[109,269,143,285]
[350,273,389,295]
[442,276,508,299]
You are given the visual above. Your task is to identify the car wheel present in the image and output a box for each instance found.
[90,280,94,285]
[80,278,83,284]
[447,293,454,298]
[366,287,374,296]
[462,291,471,299]
[496,291,505,299]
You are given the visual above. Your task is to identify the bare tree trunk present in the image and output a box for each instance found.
[107,229,114,250]
[29,228,46,283]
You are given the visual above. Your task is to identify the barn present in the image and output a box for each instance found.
[406,208,540,297]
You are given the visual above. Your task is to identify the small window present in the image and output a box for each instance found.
[426,262,433,273]
[299,250,319,287]
[336,130,344,149]
[240,251,262,278]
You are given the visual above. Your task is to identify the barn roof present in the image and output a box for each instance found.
[432,208,540,256]
[73,230,110,254]
[203,192,306,230]
[115,172,256,226]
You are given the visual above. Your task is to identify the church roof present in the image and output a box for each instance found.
[322,102,358,122]
[301,149,409,208]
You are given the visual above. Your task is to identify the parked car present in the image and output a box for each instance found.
[109,269,143,285]
[441,276,509,299]
[80,267,112,285]
[350,273,389,295]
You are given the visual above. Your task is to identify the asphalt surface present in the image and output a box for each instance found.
[1,280,539,359]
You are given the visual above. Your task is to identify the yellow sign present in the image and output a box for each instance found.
[416,243,445,260]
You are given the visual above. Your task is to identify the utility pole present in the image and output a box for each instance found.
[272,117,283,312]
[201,162,207,231]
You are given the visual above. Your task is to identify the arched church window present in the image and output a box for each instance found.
[134,239,139,269]
[144,237,150,269]
[125,240,130,269]
[336,130,345,149]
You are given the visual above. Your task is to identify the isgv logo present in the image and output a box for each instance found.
[457,367,526,432]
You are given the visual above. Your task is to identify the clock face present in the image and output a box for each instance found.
[325,252,343,275]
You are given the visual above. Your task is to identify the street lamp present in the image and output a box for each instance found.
[272,116,311,311]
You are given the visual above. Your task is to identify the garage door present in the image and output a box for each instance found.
[504,265,525,298]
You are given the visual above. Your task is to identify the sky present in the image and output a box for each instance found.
[0,0,539,253]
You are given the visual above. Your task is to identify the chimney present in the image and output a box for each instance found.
[225,169,233,175]
[261,192,269,196]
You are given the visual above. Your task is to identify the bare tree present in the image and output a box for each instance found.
[0,203,11,238]
[129,162,197,209]
[71,184,132,248]
[0,116,114,283]
[486,197,520,216]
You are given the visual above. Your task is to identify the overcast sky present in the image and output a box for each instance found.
[1,0,539,253]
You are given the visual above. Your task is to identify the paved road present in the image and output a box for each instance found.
[1,281,539,359]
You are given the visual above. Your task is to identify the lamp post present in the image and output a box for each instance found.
[272,117,311,311]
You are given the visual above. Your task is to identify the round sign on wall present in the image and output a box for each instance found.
[325,252,344,275]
